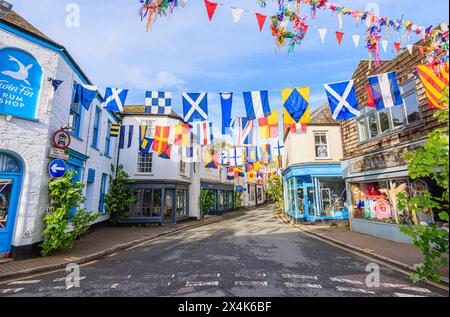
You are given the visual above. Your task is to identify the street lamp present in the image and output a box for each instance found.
[0,0,13,19]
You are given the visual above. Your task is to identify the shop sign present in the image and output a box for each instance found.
[349,143,422,174]
[235,186,246,192]
[49,148,69,160]
[0,48,43,120]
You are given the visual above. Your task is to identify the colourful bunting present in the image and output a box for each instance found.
[416,63,449,109]
[335,31,344,45]
[256,13,267,32]
[204,0,218,22]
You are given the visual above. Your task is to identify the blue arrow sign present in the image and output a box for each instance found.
[49,159,66,178]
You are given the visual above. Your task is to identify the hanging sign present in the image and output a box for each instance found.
[0,48,43,120]
[49,159,66,178]
[52,129,71,150]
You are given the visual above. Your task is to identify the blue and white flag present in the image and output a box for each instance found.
[368,72,403,110]
[102,88,129,112]
[220,92,234,135]
[119,125,134,150]
[73,83,97,110]
[269,139,285,157]
[243,90,271,120]
[237,117,255,147]
[324,80,360,120]
[145,91,172,115]
[219,149,229,165]
[183,93,208,122]
[182,145,200,163]
[228,148,244,167]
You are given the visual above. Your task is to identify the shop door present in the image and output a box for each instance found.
[163,189,175,224]
[0,176,20,254]
[304,185,316,220]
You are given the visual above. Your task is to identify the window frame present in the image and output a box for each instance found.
[91,107,102,149]
[137,152,154,174]
[69,99,83,138]
[104,120,112,157]
[314,131,330,160]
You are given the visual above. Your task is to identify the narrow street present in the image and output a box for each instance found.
[0,205,447,297]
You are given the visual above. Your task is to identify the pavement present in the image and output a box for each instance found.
[0,204,447,297]
[276,211,449,283]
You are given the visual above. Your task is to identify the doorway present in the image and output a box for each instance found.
[0,153,22,255]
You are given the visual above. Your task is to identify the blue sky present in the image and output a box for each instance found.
[8,0,450,129]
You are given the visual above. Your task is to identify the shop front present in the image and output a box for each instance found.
[201,182,235,215]
[283,164,348,222]
[342,141,436,243]
[126,181,190,225]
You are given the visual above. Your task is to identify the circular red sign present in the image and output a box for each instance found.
[52,130,71,149]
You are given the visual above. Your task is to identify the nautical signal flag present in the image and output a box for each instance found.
[119,126,134,150]
[152,126,171,155]
[238,117,255,147]
[73,83,97,110]
[110,124,121,138]
[219,149,228,165]
[102,88,129,113]
[367,72,403,110]
[282,87,310,129]
[260,144,272,163]
[183,93,208,122]
[324,80,360,120]
[220,93,234,136]
[139,125,154,154]
[204,148,219,169]
[246,146,259,164]
[258,110,279,139]
[248,170,256,182]
[195,122,214,146]
[243,90,272,120]
[145,91,172,115]
[228,148,244,167]
[416,63,449,109]
[204,0,218,21]
[226,167,235,180]
[182,145,200,163]
[158,145,172,160]
[174,124,191,147]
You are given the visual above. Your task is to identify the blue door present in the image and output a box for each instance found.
[0,153,22,254]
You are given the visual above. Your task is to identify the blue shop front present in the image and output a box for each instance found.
[282,164,348,222]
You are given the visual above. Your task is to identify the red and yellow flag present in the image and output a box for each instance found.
[416,63,449,109]
[152,126,170,154]
[174,124,190,146]
[258,110,279,139]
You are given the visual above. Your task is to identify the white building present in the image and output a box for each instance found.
[0,10,120,259]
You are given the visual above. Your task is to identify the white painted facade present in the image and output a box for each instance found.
[0,14,119,258]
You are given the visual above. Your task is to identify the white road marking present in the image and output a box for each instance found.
[400,286,432,294]
[380,283,408,288]
[8,280,41,285]
[234,273,266,278]
[1,288,24,294]
[282,274,318,280]
[336,286,375,294]
[185,281,219,287]
[234,281,268,286]
[189,273,221,279]
[330,277,364,285]
[53,286,74,290]
[111,284,119,289]
[53,276,85,282]
[127,275,132,279]
[285,282,322,289]
[394,292,427,297]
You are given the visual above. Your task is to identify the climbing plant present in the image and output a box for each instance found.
[104,164,136,223]
[200,189,217,215]
[42,170,99,255]
[398,88,449,283]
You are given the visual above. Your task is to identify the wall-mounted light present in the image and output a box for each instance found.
[0,0,13,19]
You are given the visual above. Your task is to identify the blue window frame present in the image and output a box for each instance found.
[69,84,83,138]
[92,107,101,149]
[104,120,112,157]
[99,173,108,214]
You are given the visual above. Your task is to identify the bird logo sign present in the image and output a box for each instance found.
[0,48,43,120]
[1,55,33,86]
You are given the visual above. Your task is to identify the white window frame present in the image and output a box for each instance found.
[314,131,330,160]
[137,152,154,174]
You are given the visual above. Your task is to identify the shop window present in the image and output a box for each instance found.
[130,189,163,218]
[314,132,329,159]
[317,178,346,217]
[0,179,12,230]
[137,152,153,174]
[176,189,188,218]
[164,189,175,221]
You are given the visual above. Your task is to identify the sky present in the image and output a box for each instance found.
[7,0,450,131]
